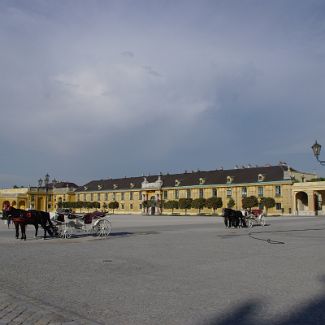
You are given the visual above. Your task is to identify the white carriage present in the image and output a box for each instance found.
[246,209,266,228]
[53,212,112,239]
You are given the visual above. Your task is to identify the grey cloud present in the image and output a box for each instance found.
[0,0,325,187]
[121,51,135,58]
[142,65,162,77]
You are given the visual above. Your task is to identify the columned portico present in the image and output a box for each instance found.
[141,177,163,215]
[292,181,325,216]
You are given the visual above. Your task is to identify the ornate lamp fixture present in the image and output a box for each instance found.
[311,141,325,166]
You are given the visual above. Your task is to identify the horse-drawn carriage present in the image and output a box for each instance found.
[53,211,112,239]
[2,204,112,240]
[223,208,266,228]
[245,209,266,228]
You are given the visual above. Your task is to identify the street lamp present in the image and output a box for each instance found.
[311,141,325,166]
[44,173,50,212]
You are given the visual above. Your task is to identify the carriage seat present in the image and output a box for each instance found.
[83,214,93,224]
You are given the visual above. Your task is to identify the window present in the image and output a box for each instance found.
[258,186,263,197]
[83,193,87,201]
[139,192,142,200]
[121,192,125,201]
[241,187,247,197]
[76,194,79,201]
[97,193,100,201]
[227,188,232,197]
[227,176,233,184]
[275,186,281,197]
[130,204,133,210]
[187,189,191,199]
[199,188,204,198]
[121,203,124,209]
[175,189,179,199]
[163,191,168,200]
[276,203,282,210]
[105,193,108,201]
[139,204,142,209]
[112,193,116,200]
[212,189,217,197]
[258,174,265,182]
[130,192,133,200]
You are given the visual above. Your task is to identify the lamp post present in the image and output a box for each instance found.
[311,141,325,166]
[44,173,49,212]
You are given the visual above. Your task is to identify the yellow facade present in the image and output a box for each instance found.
[72,182,294,215]
[0,165,319,216]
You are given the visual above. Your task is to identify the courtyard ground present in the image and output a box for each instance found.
[1,214,325,324]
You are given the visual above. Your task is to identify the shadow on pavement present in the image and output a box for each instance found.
[206,277,325,325]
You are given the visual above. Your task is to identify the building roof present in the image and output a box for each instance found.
[50,182,79,189]
[75,165,295,192]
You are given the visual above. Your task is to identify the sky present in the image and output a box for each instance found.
[1,0,325,187]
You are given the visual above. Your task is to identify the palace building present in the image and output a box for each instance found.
[1,163,323,216]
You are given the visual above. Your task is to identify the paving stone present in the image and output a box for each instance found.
[0,291,100,325]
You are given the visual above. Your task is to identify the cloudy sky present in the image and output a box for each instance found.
[1,0,325,187]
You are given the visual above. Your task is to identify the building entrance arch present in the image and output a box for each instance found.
[150,196,157,215]
[18,200,26,209]
[296,192,309,214]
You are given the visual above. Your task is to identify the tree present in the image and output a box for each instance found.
[76,201,83,212]
[157,200,164,214]
[142,200,150,214]
[259,197,275,215]
[242,196,258,210]
[178,198,193,215]
[109,201,119,214]
[192,198,206,214]
[163,200,179,214]
[93,201,100,210]
[227,197,235,209]
[206,197,223,214]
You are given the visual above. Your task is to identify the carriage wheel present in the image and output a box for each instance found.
[96,220,111,237]
[62,224,73,239]
[260,216,266,226]
[247,218,253,228]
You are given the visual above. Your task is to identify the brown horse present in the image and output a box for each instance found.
[2,206,56,240]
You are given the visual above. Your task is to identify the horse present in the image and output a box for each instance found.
[222,208,247,228]
[2,206,56,240]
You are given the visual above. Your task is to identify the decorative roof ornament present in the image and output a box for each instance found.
[175,179,181,186]
[157,176,163,186]
[113,184,118,189]
[98,185,103,190]
[199,177,205,185]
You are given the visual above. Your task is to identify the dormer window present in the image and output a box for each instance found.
[227,176,234,184]
[258,174,265,182]
[175,179,181,187]
[130,182,135,188]
[97,185,102,190]
[83,186,88,191]
[199,178,205,185]
[113,184,118,189]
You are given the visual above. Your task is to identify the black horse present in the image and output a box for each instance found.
[223,208,247,228]
[3,206,56,240]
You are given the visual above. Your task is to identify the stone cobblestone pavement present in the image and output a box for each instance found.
[0,290,101,325]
